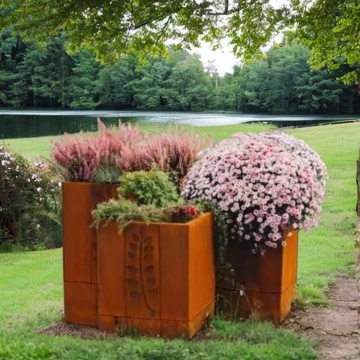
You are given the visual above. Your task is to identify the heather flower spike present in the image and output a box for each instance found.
[49,120,213,183]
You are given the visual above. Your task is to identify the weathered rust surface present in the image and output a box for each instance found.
[96,212,215,338]
[216,229,298,323]
[63,281,97,326]
[62,182,118,326]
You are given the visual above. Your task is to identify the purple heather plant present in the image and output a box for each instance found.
[50,120,211,183]
[142,126,213,177]
[181,132,327,253]
[116,125,214,178]
[50,119,148,182]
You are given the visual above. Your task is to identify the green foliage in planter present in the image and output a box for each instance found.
[92,197,169,233]
[93,168,202,232]
[93,197,203,234]
[118,168,179,207]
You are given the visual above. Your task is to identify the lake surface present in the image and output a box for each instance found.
[0,109,358,139]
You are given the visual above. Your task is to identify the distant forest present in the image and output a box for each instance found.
[1,28,359,114]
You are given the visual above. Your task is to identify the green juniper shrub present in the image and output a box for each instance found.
[0,144,62,252]
[118,167,179,207]
[93,168,202,233]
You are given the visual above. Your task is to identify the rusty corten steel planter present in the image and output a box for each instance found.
[216,229,298,324]
[62,181,118,326]
[96,212,215,338]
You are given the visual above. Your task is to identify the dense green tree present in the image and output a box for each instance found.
[97,54,139,109]
[2,0,359,86]
[295,70,343,114]
[44,33,74,108]
[132,56,171,109]
[263,43,310,113]
[165,52,212,111]
[237,60,269,112]
[296,1,360,85]
[68,50,102,109]
[231,41,346,114]
[0,27,358,114]
[211,73,236,110]
[0,29,73,108]
[0,27,27,106]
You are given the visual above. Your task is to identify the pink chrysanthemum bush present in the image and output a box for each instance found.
[182,132,327,253]
[232,132,327,196]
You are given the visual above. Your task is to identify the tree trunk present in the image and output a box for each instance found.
[356,157,360,324]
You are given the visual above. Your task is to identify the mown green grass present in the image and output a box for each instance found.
[284,123,359,306]
[3,120,360,359]
[0,248,316,360]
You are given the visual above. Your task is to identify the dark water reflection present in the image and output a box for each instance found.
[0,110,358,139]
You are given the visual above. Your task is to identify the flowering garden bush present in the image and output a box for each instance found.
[0,144,61,251]
[182,132,327,253]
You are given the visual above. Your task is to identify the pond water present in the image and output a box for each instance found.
[0,109,358,139]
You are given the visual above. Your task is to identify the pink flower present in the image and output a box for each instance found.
[182,132,326,253]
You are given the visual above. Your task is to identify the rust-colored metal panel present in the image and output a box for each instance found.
[217,283,296,324]
[62,182,118,327]
[216,229,298,323]
[64,281,97,326]
[124,223,161,319]
[188,213,215,319]
[158,222,190,321]
[99,301,214,338]
[97,221,126,317]
[95,213,215,338]
[62,182,118,283]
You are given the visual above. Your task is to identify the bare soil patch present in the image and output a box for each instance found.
[283,276,360,360]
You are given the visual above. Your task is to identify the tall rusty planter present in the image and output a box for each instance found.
[216,228,298,323]
[62,182,118,326]
[96,212,215,338]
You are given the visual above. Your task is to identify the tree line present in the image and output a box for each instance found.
[0,29,359,114]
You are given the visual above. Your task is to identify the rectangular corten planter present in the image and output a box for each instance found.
[96,212,215,338]
[62,181,118,326]
[216,229,298,323]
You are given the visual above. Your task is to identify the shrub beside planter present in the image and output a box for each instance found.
[216,228,298,323]
[96,212,215,338]
[62,181,118,326]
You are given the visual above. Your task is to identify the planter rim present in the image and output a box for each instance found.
[62,181,120,185]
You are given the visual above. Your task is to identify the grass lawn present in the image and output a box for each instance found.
[2,121,359,359]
